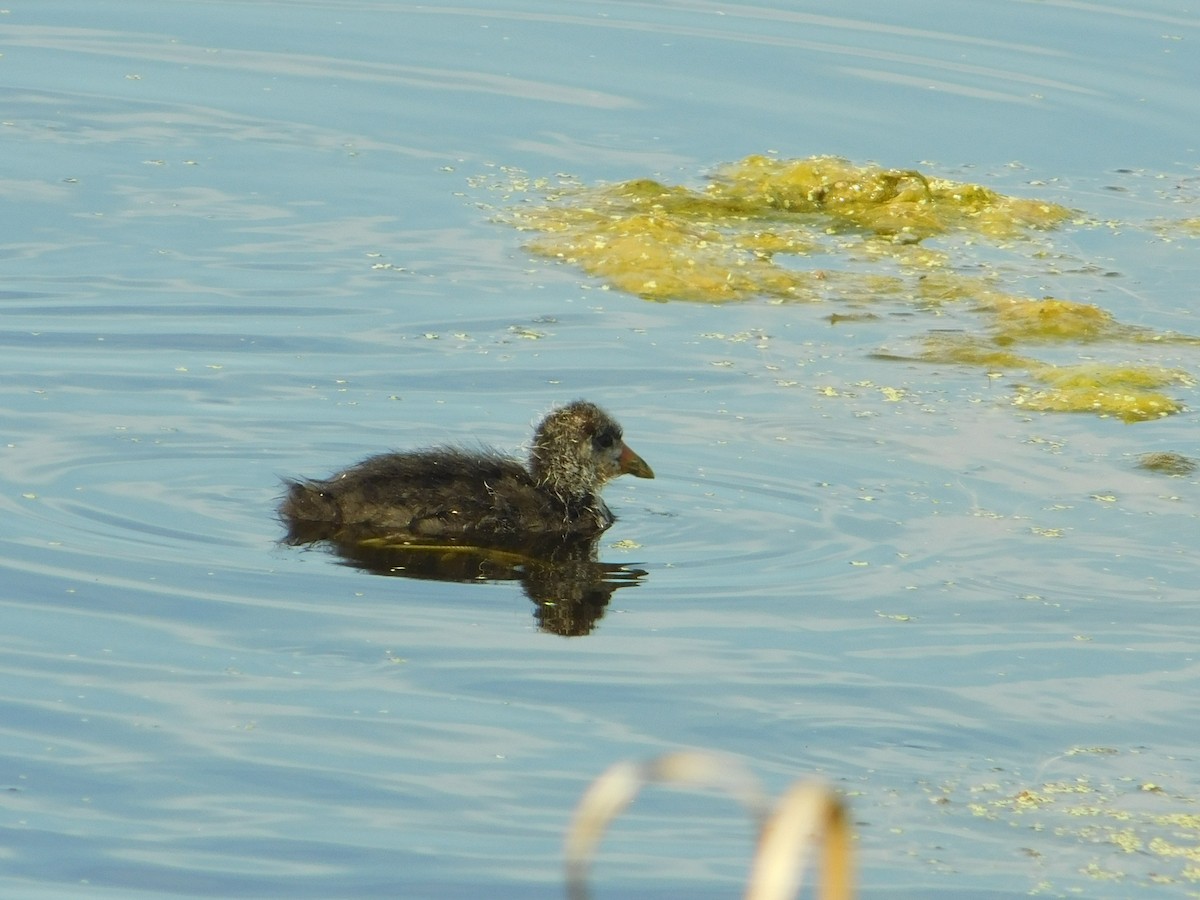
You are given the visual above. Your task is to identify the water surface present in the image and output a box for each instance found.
[3,1,1199,897]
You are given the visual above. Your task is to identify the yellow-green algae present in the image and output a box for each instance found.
[1137,451,1198,476]
[905,278,1198,420]
[493,155,1197,421]
[1011,371,1186,422]
[918,331,1190,422]
[1165,217,1200,237]
[960,749,1200,890]
[987,297,1119,343]
[499,156,1071,304]
[707,154,1073,240]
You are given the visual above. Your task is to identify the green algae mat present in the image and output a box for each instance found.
[484,155,1199,424]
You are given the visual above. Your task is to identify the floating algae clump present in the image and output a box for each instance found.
[919,332,1189,422]
[522,206,819,303]
[986,297,1118,343]
[493,155,1195,421]
[708,154,1073,240]
[1137,452,1197,475]
[1012,364,1189,422]
[1147,216,1200,241]
[978,292,1200,347]
[918,332,1036,371]
[500,155,1073,304]
[907,284,1195,419]
[707,155,944,239]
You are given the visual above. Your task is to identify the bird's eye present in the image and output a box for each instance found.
[594,427,618,450]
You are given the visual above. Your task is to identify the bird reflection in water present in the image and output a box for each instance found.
[284,524,646,637]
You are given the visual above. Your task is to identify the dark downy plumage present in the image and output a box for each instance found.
[279,401,654,545]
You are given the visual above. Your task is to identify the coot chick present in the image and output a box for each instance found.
[279,401,654,545]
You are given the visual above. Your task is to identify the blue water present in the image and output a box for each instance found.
[3,1,1200,897]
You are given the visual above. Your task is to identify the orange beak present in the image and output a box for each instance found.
[618,442,654,479]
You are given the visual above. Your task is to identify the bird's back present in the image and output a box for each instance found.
[280,446,611,543]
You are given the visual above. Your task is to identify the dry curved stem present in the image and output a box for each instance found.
[745,780,854,900]
[564,752,854,900]
[565,751,769,900]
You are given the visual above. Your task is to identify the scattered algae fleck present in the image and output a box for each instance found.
[961,750,1200,890]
